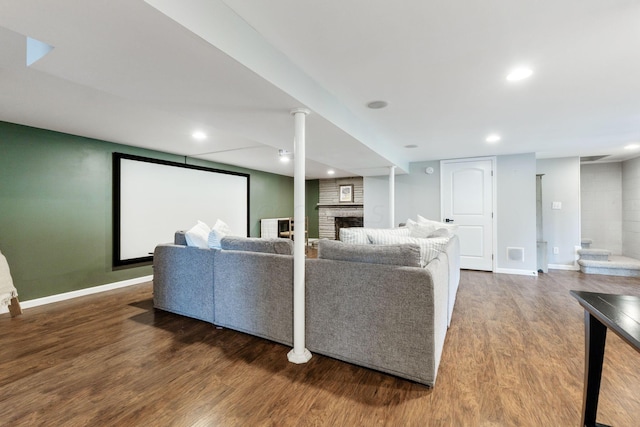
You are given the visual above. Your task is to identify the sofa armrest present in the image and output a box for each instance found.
[153,244,216,323]
[444,235,460,326]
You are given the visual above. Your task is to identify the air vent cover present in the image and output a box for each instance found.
[580,155,609,163]
[507,247,525,262]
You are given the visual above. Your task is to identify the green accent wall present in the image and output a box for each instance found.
[305,180,319,238]
[0,121,295,301]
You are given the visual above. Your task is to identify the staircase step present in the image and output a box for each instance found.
[577,248,611,261]
[581,238,592,249]
[578,256,640,277]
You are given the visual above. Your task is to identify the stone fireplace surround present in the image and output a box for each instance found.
[318,178,364,240]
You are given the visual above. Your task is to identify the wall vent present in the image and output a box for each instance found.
[580,155,609,163]
[507,247,525,262]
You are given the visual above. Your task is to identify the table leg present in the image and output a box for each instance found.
[582,312,608,427]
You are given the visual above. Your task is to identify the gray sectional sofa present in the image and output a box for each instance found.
[153,231,460,386]
[154,234,295,345]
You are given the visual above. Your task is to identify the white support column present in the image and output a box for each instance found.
[389,166,396,228]
[287,107,312,364]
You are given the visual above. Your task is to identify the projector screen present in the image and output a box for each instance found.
[113,153,249,266]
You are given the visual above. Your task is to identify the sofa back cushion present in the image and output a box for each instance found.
[368,234,450,267]
[317,239,420,267]
[220,236,294,255]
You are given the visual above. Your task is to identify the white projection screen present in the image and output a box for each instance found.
[113,153,249,266]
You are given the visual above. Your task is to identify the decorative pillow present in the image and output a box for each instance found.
[369,234,449,267]
[406,218,438,238]
[220,237,294,255]
[184,220,210,248]
[416,215,458,236]
[318,239,420,267]
[339,227,369,245]
[428,228,451,238]
[365,227,410,244]
[208,219,232,249]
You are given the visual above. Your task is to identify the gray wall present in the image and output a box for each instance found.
[365,154,538,274]
[496,154,537,273]
[536,157,581,267]
[580,163,622,254]
[622,156,640,259]
[364,161,441,228]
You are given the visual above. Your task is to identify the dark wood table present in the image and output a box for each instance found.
[570,291,640,427]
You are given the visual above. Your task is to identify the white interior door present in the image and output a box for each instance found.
[441,158,494,271]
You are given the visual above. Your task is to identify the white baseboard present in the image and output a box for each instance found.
[548,264,580,271]
[495,268,538,277]
[0,275,152,314]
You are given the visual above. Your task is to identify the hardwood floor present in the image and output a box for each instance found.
[1,270,640,426]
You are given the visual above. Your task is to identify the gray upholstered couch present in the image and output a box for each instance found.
[306,236,459,386]
[152,231,460,386]
[153,233,295,345]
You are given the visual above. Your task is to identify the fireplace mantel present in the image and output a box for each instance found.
[317,203,363,208]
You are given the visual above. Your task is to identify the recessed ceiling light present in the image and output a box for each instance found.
[327,170,335,175]
[404,144,418,149]
[192,131,207,141]
[367,100,388,109]
[486,134,501,143]
[506,67,533,82]
[624,143,640,150]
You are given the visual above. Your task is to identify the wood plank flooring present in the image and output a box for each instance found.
[1,270,640,426]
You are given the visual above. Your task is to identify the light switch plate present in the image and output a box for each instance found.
[552,201,562,210]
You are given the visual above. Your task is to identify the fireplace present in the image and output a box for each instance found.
[335,216,364,240]
[317,178,364,239]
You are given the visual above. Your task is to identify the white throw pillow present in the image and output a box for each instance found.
[208,219,232,249]
[416,215,458,236]
[365,227,410,244]
[340,228,370,245]
[185,220,211,248]
[369,234,449,267]
[406,218,438,238]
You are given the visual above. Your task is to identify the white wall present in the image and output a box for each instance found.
[536,157,581,268]
[365,154,538,274]
[364,160,441,228]
[580,162,622,254]
[496,154,537,274]
[622,156,640,259]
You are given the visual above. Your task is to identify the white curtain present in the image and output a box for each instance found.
[0,250,18,308]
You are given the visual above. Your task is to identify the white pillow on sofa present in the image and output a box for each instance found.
[185,220,211,248]
[366,227,410,244]
[340,227,370,245]
[208,219,232,249]
[406,218,438,238]
[416,215,458,236]
[369,234,449,267]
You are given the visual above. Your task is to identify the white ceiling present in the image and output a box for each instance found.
[1,0,639,179]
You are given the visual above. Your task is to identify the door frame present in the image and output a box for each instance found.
[440,156,497,272]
